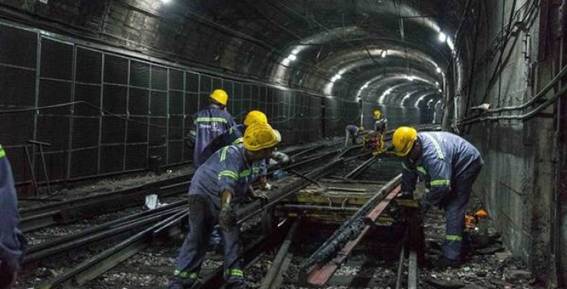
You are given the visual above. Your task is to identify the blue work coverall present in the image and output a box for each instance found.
[201,124,245,160]
[345,125,360,146]
[193,104,237,168]
[202,124,271,179]
[401,132,483,261]
[174,145,263,284]
[0,145,24,289]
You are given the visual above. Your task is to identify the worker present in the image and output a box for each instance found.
[390,127,483,268]
[0,145,25,289]
[168,123,281,289]
[344,124,362,147]
[193,89,237,168]
[202,110,290,189]
[371,109,388,153]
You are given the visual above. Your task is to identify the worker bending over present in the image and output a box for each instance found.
[344,124,362,147]
[0,145,25,289]
[168,123,281,289]
[203,110,290,189]
[391,127,483,268]
[193,89,237,168]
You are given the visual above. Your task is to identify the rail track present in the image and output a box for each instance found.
[18,131,445,289]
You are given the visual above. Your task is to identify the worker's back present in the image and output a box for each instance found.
[193,104,236,167]
[419,132,482,179]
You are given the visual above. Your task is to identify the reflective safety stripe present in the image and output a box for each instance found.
[218,170,238,180]
[233,137,243,144]
[240,169,251,177]
[423,133,445,160]
[430,179,450,187]
[446,235,462,241]
[416,166,427,175]
[227,268,244,277]
[220,146,230,162]
[0,145,5,159]
[196,117,228,123]
[174,270,198,279]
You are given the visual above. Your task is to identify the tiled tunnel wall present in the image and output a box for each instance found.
[0,21,359,190]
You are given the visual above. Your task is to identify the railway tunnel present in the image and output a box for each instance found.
[0,0,565,288]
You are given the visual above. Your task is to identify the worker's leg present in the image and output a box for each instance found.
[170,195,214,288]
[222,219,245,288]
[344,128,351,147]
[443,162,482,261]
[0,260,16,289]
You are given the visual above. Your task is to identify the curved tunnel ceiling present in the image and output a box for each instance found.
[15,0,465,110]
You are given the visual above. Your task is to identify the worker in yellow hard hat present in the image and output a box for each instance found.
[168,122,280,289]
[192,89,236,168]
[390,126,483,269]
[370,108,388,154]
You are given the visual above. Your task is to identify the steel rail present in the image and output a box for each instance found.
[24,201,187,263]
[237,157,344,224]
[259,218,300,289]
[300,175,402,286]
[344,155,378,179]
[20,174,192,233]
[192,220,292,289]
[39,210,188,289]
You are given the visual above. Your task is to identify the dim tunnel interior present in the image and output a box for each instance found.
[0,0,566,287]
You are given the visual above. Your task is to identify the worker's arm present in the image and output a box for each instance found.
[421,158,452,213]
[216,146,240,230]
[401,161,418,195]
[219,190,236,230]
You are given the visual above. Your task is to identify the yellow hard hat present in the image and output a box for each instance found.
[392,126,418,157]
[244,110,268,127]
[210,89,229,106]
[243,123,281,151]
[372,109,382,120]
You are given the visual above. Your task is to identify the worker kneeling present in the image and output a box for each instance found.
[391,127,483,268]
[168,123,281,289]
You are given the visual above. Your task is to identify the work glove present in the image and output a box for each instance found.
[218,204,237,231]
[250,186,270,200]
[261,182,272,191]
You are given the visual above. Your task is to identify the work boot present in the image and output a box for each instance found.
[167,277,195,289]
[226,280,248,289]
[433,256,462,270]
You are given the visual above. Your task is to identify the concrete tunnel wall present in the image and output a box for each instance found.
[454,0,565,283]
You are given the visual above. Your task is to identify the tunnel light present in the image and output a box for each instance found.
[161,0,171,4]
[435,81,440,87]
[282,58,291,66]
[401,93,411,106]
[415,95,428,108]
[438,32,447,43]
[427,99,435,108]
[291,47,301,55]
[438,89,442,93]
[288,54,297,61]
[381,50,387,58]
[436,67,442,74]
